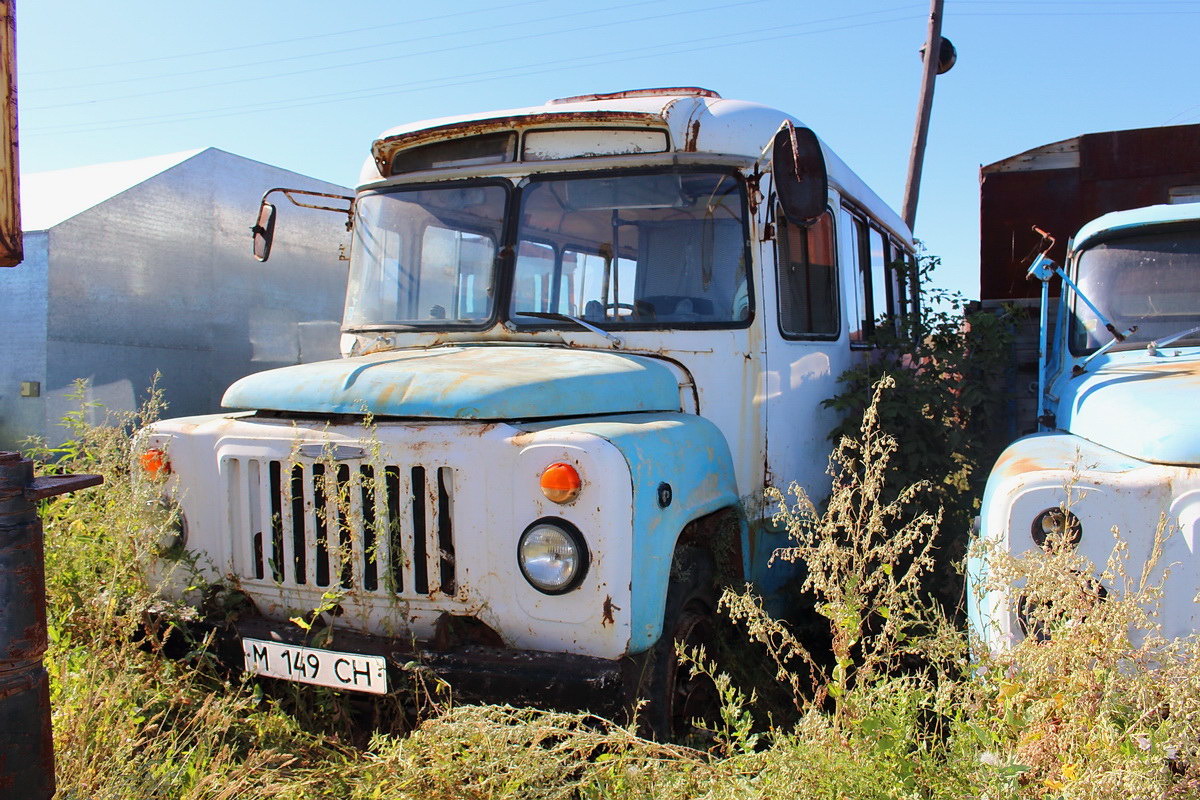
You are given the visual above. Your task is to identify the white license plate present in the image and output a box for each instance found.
[242,638,389,695]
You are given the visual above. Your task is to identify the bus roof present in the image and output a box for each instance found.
[359,89,911,245]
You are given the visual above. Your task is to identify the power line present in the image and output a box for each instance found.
[25,0,561,76]
[27,0,777,110]
[26,10,922,137]
[30,0,676,94]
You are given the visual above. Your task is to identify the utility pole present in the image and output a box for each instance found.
[0,0,19,267]
[901,0,953,233]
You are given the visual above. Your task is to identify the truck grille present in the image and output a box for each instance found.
[224,457,456,597]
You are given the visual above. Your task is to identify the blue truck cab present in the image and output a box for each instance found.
[971,201,1200,646]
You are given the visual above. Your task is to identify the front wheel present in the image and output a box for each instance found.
[633,549,720,741]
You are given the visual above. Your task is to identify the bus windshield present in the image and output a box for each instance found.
[510,170,750,327]
[344,183,508,329]
[1070,227,1200,354]
[343,170,750,332]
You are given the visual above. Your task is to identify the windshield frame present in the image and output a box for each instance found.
[504,165,755,333]
[1067,220,1200,356]
[343,166,757,336]
[343,177,514,334]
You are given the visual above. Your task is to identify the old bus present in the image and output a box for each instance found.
[140,87,915,735]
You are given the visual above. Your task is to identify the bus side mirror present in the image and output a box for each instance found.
[772,122,827,227]
[251,201,277,262]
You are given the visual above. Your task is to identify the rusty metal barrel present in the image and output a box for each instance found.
[0,451,101,799]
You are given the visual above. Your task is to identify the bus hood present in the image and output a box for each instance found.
[1061,356,1200,466]
[221,344,682,419]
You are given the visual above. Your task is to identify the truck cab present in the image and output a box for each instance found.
[971,201,1200,646]
[140,88,915,727]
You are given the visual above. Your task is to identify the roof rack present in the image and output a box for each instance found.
[547,87,720,105]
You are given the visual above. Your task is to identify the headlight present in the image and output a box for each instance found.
[517,518,588,594]
[149,497,188,558]
[1031,508,1081,547]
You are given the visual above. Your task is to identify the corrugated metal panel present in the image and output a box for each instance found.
[980,123,1200,302]
[0,149,351,449]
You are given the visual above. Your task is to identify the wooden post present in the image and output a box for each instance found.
[0,0,19,267]
[900,0,945,233]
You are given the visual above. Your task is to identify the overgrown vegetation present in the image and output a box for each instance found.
[824,255,1017,613]
[24,366,1200,799]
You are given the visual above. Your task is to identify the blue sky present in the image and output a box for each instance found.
[18,1,1200,299]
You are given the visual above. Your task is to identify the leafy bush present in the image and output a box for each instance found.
[823,256,1016,613]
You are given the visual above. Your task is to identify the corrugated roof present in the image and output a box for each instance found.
[21,148,205,231]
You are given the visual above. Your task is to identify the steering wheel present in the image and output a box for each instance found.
[604,302,636,319]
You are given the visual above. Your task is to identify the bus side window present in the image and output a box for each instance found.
[776,208,838,338]
[885,238,917,327]
[840,207,872,345]
[869,226,891,332]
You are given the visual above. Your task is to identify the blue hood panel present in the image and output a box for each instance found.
[222,345,682,419]
[1061,356,1200,465]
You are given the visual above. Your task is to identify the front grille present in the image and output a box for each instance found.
[224,457,456,598]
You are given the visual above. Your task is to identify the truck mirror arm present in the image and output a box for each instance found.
[251,187,356,263]
[1026,227,1138,421]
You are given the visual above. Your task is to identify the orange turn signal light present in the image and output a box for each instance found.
[540,462,581,504]
[140,448,171,479]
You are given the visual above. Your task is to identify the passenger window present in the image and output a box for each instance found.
[776,209,838,338]
[840,206,917,343]
[869,227,890,330]
[840,209,871,344]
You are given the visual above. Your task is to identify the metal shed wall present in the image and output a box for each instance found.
[979,123,1200,302]
[1,148,350,449]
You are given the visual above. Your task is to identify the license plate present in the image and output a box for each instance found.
[242,638,389,695]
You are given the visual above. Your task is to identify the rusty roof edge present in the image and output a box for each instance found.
[370,111,668,170]
[981,135,1081,175]
[355,152,757,193]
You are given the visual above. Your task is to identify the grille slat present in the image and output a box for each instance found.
[411,466,429,595]
[312,463,330,587]
[437,467,456,594]
[287,464,307,584]
[384,466,405,594]
[229,455,456,599]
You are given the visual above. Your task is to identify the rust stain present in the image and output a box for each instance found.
[683,119,701,152]
[745,169,762,217]
[373,111,665,176]
[996,455,1050,480]
[601,595,620,626]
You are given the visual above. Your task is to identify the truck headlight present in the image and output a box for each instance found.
[1031,508,1081,547]
[149,497,188,558]
[517,518,588,594]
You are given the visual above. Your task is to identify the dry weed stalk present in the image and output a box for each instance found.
[724,376,946,719]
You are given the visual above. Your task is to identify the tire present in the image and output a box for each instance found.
[633,548,721,741]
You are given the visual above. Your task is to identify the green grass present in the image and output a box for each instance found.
[31,381,1200,799]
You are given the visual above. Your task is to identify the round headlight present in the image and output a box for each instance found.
[1031,507,1081,548]
[149,497,188,558]
[517,518,588,594]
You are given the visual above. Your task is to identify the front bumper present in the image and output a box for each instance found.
[205,612,628,714]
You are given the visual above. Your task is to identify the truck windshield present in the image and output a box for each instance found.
[1070,227,1200,354]
[510,171,750,327]
[344,183,508,329]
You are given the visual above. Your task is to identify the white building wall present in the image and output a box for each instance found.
[1,148,350,449]
[0,233,48,448]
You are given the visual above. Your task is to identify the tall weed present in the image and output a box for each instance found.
[28,379,1200,799]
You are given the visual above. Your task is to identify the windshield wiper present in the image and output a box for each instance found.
[517,312,622,346]
[1147,324,1200,355]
